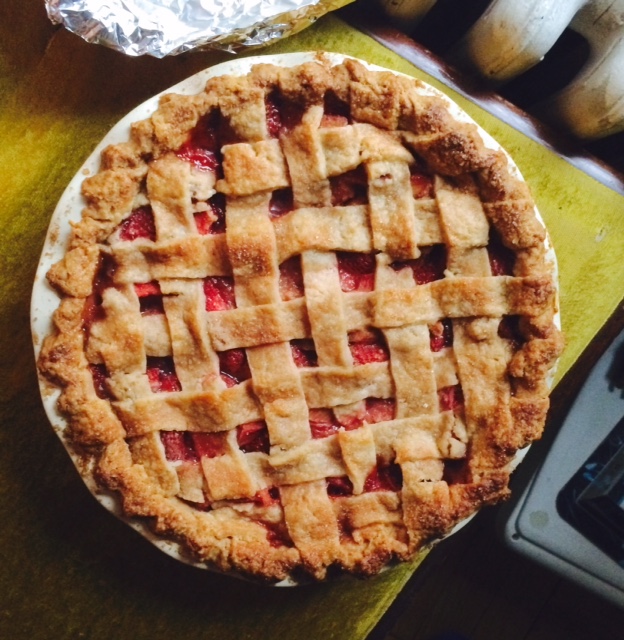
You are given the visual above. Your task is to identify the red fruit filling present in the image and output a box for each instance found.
[348,328,389,365]
[438,384,464,412]
[337,252,376,292]
[160,431,199,462]
[160,431,226,462]
[269,188,295,218]
[429,319,453,352]
[134,281,161,297]
[310,398,395,438]
[237,421,270,454]
[253,487,281,507]
[364,398,396,424]
[259,521,292,548]
[265,96,281,138]
[218,348,251,387]
[194,193,226,235]
[333,398,396,431]
[89,363,112,400]
[330,165,368,206]
[290,339,318,368]
[410,169,435,199]
[498,315,524,351]
[82,254,116,331]
[323,91,350,122]
[146,356,182,393]
[204,276,236,311]
[364,460,403,492]
[177,143,219,173]
[119,205,156,242]
[176,113,220,172]
[356,399,396,429]
[309,408,342,439]
[265,91,305,136]
[326,476,354,498]
[279,256,304,300]
[135,281,164,315]
[83,293,104,330]
[391,244,447,285]
[487,228,515,276]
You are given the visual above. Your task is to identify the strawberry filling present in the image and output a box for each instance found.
[438,384,464,412]
[83,294,105,331]
[364,398,396,423]
[364,461,403,492]
[290,339,318,367]
[265,96,282,138]
[203,276,236,311]
[487,228,515,276]
[82,254,116,332]
[160,431,199,462]
[328,460,404,496]
[259,520,292,549]
[194,194,226,235]
[176,112,220,172]
[279,256,304,300]
[236,421,270,454]
[265,91,306,136]
[310,398,395,439]
[350,340,389,364]
[146,356,182,393]
[391,244,447,284]
[309,408,342,439]
[218,348,251,387]
[337,252,376,292]
[429,319,453,352]
[330,165,368,206]
[135,281,164,315]
[269,188,295,218]
[119,205,156,241]
[177,144,219,173]
[348,328,389,365]
[134,281,161,297]
[89,363,111,400]
[332,398,396,431]
[410,168,434,199]
[252,487,281,507]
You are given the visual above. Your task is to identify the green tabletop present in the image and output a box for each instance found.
[2,1,623,639]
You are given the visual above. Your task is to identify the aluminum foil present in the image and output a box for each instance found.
[44,0,353,57]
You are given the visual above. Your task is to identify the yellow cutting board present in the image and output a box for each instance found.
[1,3,623,639]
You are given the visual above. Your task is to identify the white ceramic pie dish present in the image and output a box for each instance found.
[31,51,559,585]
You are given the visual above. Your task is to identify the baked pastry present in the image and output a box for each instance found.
[36,53,563,582]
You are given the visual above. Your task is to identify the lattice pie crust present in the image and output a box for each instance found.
[37,55,563,582]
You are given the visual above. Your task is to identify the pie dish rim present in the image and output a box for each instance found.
[31,50,561,585]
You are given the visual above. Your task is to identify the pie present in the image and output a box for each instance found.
[36,53,563,582]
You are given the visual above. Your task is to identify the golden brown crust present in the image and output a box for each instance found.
[37,56,563,582]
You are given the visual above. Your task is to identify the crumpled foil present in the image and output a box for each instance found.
[44,0,353,57]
